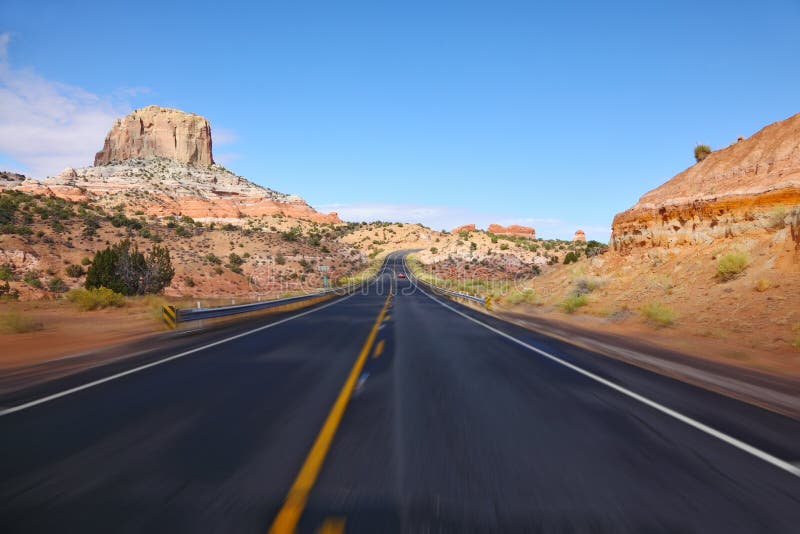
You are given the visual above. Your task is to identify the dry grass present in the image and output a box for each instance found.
[560,294,588,313]
[642,301,676,327]
[754,278,771,292]
[716,251,748,281]
[502,287,539,306]
[0,311,44,333]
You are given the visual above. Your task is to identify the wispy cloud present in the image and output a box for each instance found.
[214,152,243,166]
[316,202,611,242]
[0,33,136,178]
[212,127,238,145]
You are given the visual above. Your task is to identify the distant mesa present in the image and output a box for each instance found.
[611,111,800,253]
[95,105,214,167]
[573,229,586,242]
[488,224,536,238]
[451,224,476,233]
[0,105,339,223]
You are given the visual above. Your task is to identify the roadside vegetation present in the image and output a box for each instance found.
[66,287,126,311]
[716,251,748,281]
[641,301,676,327]
[0,311,44,333]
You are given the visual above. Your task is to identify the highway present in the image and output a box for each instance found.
[1,251,799,533]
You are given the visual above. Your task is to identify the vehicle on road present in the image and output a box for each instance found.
[397,273,406,278]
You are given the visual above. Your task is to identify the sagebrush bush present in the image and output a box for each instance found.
[66,287,125,311]
[717,251,748,281]
[694,144,712,162]
[560,294,588,313]
[65,264,85,278]
[0,311,44,333]
[642,301,676,327]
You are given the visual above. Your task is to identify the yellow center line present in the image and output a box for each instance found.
[268,290,393,534]
[372,339,385,358]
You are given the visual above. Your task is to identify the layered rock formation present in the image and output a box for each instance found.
[573,229,586,242]
[487,224,536,238]
[8,159,339,222]
[2,106,339,224]
[95,106,213,167]
[612,112,800,253]
[451,224,476,233]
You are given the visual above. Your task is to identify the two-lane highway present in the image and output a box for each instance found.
[1,252,799,533]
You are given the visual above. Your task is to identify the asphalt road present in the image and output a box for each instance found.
[1,252,799,533]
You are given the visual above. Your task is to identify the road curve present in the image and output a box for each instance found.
[1,252,799,533]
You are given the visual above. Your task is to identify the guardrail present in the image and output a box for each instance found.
[402,256,489,309]
[162,280,370,329]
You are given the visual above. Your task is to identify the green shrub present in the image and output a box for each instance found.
[205,253,221,264]
[23,272,43,289]
[717,251,748,281]
[694,144,712,162]
[0,263,13,281]
[560,294,588,313]
[499,243,509,251]
[0,311,44,333]
[81,256,92,265]
[430,247,438,254]
[281,226,302,241]
[0,281,19,300]
[275,253,286,265]
[48,277,68,293]
[563,251,579,264]
[66,287,126,311]
[642,301,676,327]
[65,264,85,278]
[85,239,175,295]
[184,276,195,287]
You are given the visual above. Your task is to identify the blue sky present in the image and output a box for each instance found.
[1,1,799,240]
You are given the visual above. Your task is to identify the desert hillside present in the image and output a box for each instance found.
[412,113,800,370]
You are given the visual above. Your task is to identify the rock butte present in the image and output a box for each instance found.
[451,224,476,233]
[612,112,800,253]
[573,229,586,242]
[95,105,214,167]
[1,106,340,224]
[487,224,536,238]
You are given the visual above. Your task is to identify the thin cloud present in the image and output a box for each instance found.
[0,33,135,178]
[212,127,239,145]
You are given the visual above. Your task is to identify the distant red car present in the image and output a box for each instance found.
[397,273,406,279]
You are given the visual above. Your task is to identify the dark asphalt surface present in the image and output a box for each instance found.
[1,252,799,533]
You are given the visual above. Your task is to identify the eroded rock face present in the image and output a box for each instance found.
[612,112,800,253]
[451,224,476,233]
[95,106,214,167]
[487,224,536,238]
[573,229,586,242]
[9,158,340,224]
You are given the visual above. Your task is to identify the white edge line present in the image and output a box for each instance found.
[0,288,364,417]
[402,257,800,479]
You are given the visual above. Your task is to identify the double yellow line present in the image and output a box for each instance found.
[268,290,393,534]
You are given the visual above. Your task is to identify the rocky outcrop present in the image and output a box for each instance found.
[573,229,586,242]
[1,106,340,224]
[612,112,800,253]
[95,106,214,167]
[451,224,476,233]
[9,158,339,223]
[488,224,536,238]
